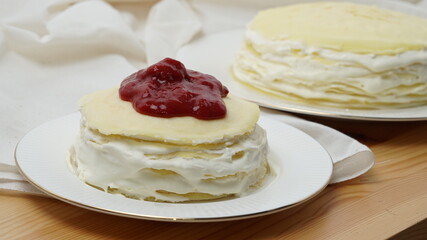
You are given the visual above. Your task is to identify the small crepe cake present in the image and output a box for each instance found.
[69,58,269,202]
[233,2,427,108]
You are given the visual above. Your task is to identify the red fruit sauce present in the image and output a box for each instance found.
[119,58,229,120]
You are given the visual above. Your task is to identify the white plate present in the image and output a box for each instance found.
[176,1,427,121]
[15,113,332,222]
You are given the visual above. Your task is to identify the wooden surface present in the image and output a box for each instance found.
[1,118,427,240]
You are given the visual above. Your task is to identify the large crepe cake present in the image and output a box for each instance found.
[232,2,427,109]
[68,58,270,202]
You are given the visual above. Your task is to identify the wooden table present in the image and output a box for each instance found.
[1,117,427,239]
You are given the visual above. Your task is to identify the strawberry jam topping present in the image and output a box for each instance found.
[119,58,229,120]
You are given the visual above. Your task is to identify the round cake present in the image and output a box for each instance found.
[232,2,427,109]
[69,58,270,202]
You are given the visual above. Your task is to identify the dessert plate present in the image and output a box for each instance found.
[15,113,332,222]
[176,1,427,122]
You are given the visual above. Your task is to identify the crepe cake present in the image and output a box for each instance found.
[232,2,427,109]
[68,58,270,202]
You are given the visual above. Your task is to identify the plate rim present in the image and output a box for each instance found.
[14,113,333,222]
[240,95,427,122]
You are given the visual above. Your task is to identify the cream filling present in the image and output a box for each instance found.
[232,30,427,108]
[69,119,269,202]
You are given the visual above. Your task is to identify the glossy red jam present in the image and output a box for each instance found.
[119,58,229,120]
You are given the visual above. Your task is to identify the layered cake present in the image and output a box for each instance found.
[69,58,270,202]
[233,2,427,108]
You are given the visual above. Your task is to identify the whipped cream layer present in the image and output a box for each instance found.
[233,6,427,108]
[69,119,269,202]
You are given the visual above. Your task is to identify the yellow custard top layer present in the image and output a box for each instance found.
[79,88,260,145]
[248,2,427,54]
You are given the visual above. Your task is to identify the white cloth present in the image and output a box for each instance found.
[262,109,374,183]
[1,0,422,195]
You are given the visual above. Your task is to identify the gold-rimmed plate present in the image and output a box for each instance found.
[15,113,332,222]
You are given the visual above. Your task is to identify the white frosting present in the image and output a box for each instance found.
[232,30,427,108]
[69,119,269,202]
